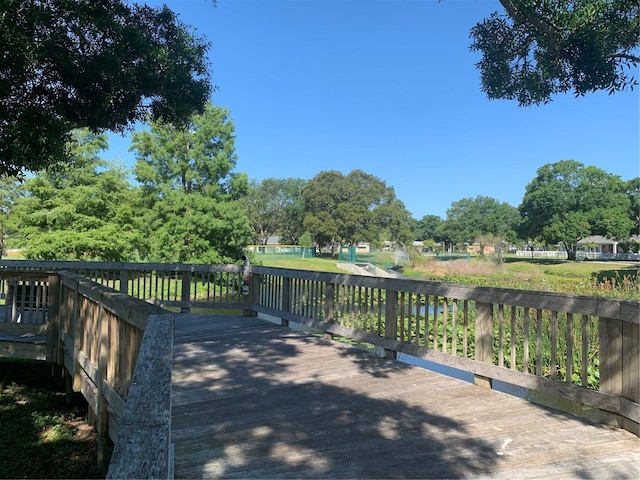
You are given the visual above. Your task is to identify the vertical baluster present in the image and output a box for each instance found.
[451,299,458,355]
[510,305,518,370]
[523,308,530,373]
[551,311,558,379]
[442,299,449,353]
[432,296,439,351]
[566,313,574,383]
[498,304,505,367]
[581,315,589,387]
[399,292,406,341]
[536,309,543,376]
[463,300,469,358]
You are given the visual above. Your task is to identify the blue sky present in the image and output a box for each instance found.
[108,0,640,219]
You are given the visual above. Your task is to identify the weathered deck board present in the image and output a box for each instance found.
[172,314,640,479]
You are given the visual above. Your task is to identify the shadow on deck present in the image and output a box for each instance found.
[171,314,640,479]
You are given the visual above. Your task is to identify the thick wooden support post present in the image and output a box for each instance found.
[474,302,493,389]
[118,269,129,295]
[324,283,335,323]
[600,317,624,428]
[243,273,259,317]
[280,277,291,326]
[622,320,640,435]
[180,271,191,313]
[384,290,398,359]
[96,298,112,474]
[46,274,60,363]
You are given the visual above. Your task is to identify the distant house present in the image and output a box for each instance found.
[577,235,618,255]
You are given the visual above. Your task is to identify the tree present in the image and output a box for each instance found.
[245,178,306,245]
[131,104,251,263]
[439,196,521,248]
[7,130,143,260]
[1,0,212,176]
[0,175,23,258]
[301,170,412,250]
[624,177,640,234]
[413,215,444,242]
[519,160,633,260]
[470,0,640,106]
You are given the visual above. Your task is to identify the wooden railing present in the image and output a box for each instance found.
[0,268,174,478]
[246,266,640,437]
[1,260,638,442]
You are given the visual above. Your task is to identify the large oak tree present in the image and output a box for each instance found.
[519,160,633,259]
[1,0,212,176]
[439,196,521,249]
[301,170,412,250]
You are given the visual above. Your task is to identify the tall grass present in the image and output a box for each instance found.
[405,256,640,300]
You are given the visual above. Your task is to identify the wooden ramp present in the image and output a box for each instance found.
[171,314,640,479]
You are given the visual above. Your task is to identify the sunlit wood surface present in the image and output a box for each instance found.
[171,314,640,479]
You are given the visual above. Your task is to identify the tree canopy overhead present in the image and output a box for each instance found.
[0,0,212,176]
[470,0,640,105]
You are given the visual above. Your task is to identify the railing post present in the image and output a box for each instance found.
[243,273,259,317]
[384,290,398,359]
[46,274,60,363]
[119,268,129,295]
[181,271,191,313]
[599,317,624,428]
[474,302,494,389]
[622,319,640,435]
[324,283,335,323]
[96,294,112,474]
[280,277,291,326]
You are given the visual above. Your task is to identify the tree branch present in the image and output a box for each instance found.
[498,0,562,56]
[612,52,640,63]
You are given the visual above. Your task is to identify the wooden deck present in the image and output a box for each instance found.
[171,314,640,479]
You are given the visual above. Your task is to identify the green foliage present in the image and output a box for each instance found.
[519,160,633,259]
[131,104,251,263]
[8,130,143,261]
[299,231,313,248]
[413,215,444,242]
[0,0,212,176]
[0,176,23,257]
[624,177,640,233]
[439,196,520,246]
[245,178,307,245]
[470,0,640,106]
[302,170,413,249]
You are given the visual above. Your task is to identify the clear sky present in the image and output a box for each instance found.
[107,0,640,219]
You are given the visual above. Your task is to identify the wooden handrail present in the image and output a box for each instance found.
[1,260,638,439]
[0,269,174,477]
